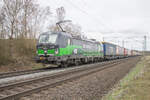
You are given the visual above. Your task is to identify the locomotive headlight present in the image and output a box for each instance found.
[44,50,47,53]
[55,49,59,54]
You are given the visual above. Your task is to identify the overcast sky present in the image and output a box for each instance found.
[38,0,150,51]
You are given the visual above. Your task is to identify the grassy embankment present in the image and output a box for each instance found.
[102,56,150,100]
[0,39,43,72]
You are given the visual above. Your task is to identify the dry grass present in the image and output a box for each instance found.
[0,39,12,65]
[102,56,150,100]
[0,39,36,66]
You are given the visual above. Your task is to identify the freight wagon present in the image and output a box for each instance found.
[127,49,132,56]
[124,48,128,57]
[102,42,117,59]
[116,45,124,58]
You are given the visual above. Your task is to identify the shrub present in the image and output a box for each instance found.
[0,39,37,66]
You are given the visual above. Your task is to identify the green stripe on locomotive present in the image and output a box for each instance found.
[37,45,80,56]
[37,45,103,57]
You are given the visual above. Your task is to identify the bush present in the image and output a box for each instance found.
[0,40,13,65]
[0,39,37,66]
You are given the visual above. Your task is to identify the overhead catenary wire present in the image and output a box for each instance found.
[66,0,113,32]
[77,0,114,32]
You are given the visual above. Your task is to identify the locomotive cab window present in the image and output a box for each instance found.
[39,34,58,44]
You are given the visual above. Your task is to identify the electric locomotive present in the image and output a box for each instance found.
[35,21,104,67]
[36,31,104,66]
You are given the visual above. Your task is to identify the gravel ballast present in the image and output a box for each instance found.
[0,62,108,85]
[20,57,140,100]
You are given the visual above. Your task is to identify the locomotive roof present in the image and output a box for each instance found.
[41,31,101,44]
[41,31,72,37]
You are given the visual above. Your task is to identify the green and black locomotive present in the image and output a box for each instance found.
[36,31,104,66]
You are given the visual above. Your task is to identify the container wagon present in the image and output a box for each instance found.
[116,45,124,58]
[102,42,117,60]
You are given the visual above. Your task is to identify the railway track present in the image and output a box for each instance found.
[0,66,61,79]
[0,57,139,100]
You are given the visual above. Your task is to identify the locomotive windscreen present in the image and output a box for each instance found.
[39,34,58,44]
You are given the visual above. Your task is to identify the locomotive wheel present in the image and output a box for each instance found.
[75,61,80,66]
[61,62,69,68]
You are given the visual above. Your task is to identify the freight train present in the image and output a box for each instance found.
[35,31,141,67]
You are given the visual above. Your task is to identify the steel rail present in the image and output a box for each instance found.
[0,57,139,100]
[0,66,61,79]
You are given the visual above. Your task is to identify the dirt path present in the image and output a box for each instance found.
[21,57,141,100]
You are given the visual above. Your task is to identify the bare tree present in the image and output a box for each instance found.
[27,5,51,38]
[48,7,82,36]
[56,7,66,21]
[48,21,82,36]
[1,0,51,39]
[20,0,50,38]
[2,0,24,39]
[0,0,51,57]
[0,0,23,57]
[0,12,5,39]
